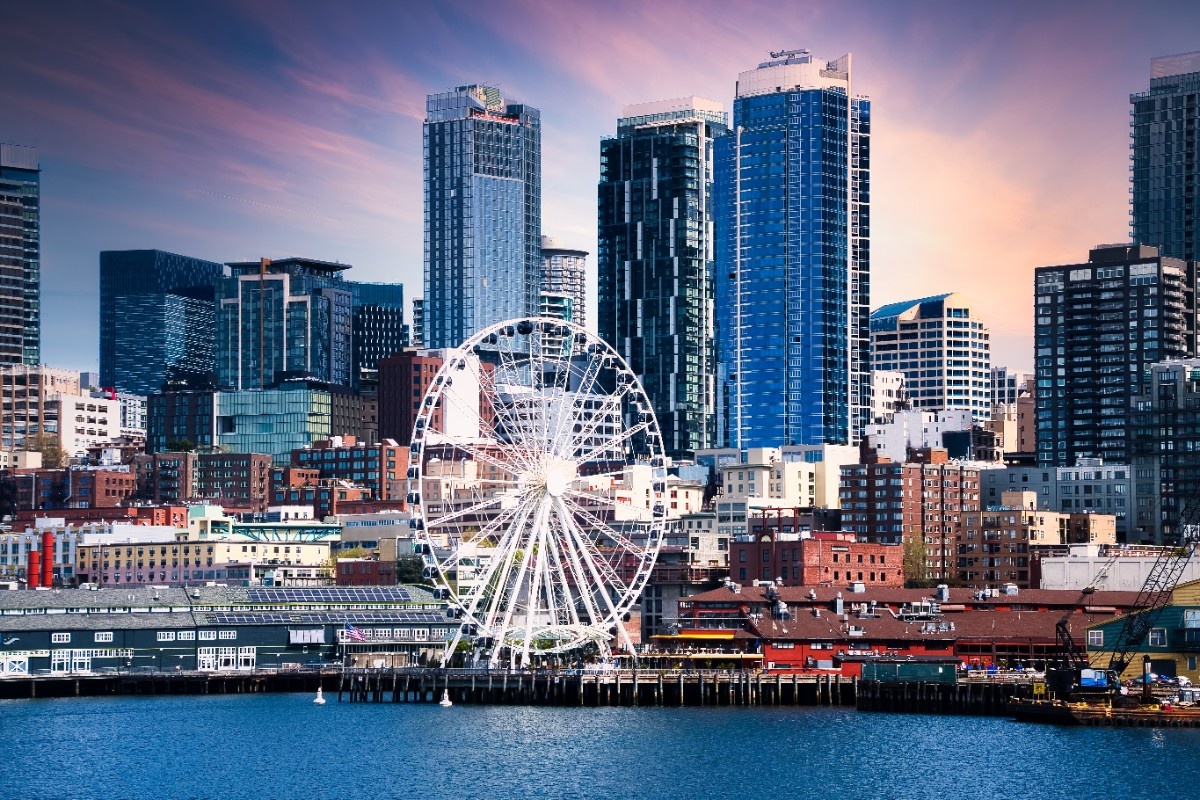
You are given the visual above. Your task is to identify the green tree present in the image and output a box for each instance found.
[165,438,196,453]
[395,555,427,584]
[24,432,65,468]
[902,533,929,586]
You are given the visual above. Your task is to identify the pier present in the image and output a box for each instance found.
[856,675,1031,716]
[0,668,337,700]
[338,667,858,707]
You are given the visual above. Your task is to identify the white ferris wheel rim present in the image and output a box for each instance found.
[407,317,668,668]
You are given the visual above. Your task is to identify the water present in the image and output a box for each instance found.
[5,695,1200,800]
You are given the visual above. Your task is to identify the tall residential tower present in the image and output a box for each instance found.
[0,144,40,365]
[1131,51,1200,262]
[716,51,870,448]
[598,97,727,458]
[423,85,541,349]
[1034,244,1196,467]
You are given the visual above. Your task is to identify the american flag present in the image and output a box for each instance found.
[344,623,366,642]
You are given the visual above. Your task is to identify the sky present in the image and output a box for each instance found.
[3,0,1200,372]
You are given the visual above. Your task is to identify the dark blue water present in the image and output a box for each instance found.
[5,695,1200,800]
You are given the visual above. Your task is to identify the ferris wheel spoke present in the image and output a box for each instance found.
[558,506,629,592]
[559,496,648,573]
[542,526,584,629]
[557,500,630,629]
[567,385,636,457]
[437,438,523,481]
[552,499,611,627]
[468,498,538,644]
[574,420,650,467]
[423,492,513,532]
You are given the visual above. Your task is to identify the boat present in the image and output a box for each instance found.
[1010,696,1200,727]
[313,687,326,705]
[439,689,453,707]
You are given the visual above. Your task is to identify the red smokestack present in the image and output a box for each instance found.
[28,550,40,589]
[41,531,54,587]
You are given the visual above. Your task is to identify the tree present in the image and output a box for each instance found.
[165,438,196,453]
[902,533,929,587]
[24,432,65,468]
[395,555,427,584]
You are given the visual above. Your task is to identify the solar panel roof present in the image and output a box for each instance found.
[246,587,413,603]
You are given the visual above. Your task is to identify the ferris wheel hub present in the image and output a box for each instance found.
[543,457,577,498]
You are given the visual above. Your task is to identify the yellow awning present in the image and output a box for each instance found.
[651,632,736,641]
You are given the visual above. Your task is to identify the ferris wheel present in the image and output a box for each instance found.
[406,317,668,668]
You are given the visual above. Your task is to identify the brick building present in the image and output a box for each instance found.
[270,465,373,519]
[731,530,903,588]
[840,449,980,581]
[194,453,272,512]
[290,436,406,501]
[11,468,137,511]
[379,351,443,444]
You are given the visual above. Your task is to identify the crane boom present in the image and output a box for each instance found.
[1105,541,1196,676]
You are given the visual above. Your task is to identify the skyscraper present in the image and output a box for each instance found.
[0,144,40,365]
[99,249,224,395]
[1034,244,1196,467]
[217,258,352,391]
[870,293,991,420]
[424,85,541,349]
[716,50,871,449]
[541,235,587,329]
[1131,51,1200,262]
[598,97,728,459]
[349,281,406,388]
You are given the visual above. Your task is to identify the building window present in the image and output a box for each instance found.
[157,631,176,642]
[51,632,70,644]
[94,632,113,643]
[1086,630,1103,647]
[198,630,217,641]
[178,631,196,641]
[1148,628,1167,647]
[219,630,237,640]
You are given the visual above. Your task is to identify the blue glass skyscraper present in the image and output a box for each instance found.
[0,144,40,366]
[598,97,728,459]
[716,50,870,448]
[217,258,353,390]
[424,85,541,349]
[1131,51,1200,262]
[99,249,224,394]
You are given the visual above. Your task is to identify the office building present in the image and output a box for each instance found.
[1033,244,1196,467]
[716,50,870,448]
[0,144,40,365]
[291,435,407,501]
[424,85,541,349]
[1130,359,1200,544]
[214,384,333,462]
[99,250,225,395]
[541,235,587,329]
[0,365,79,450]
[599,97,727,458]
[349,281,407,388]
[990,366,1033,407]
[870,293,990,420]
[146,389,215,454]
[1131,51,1200,262]
[410,299,424,348]
[217,258,353,391]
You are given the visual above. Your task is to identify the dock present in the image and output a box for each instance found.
[338,667,858,707]
[0,668,336,699]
